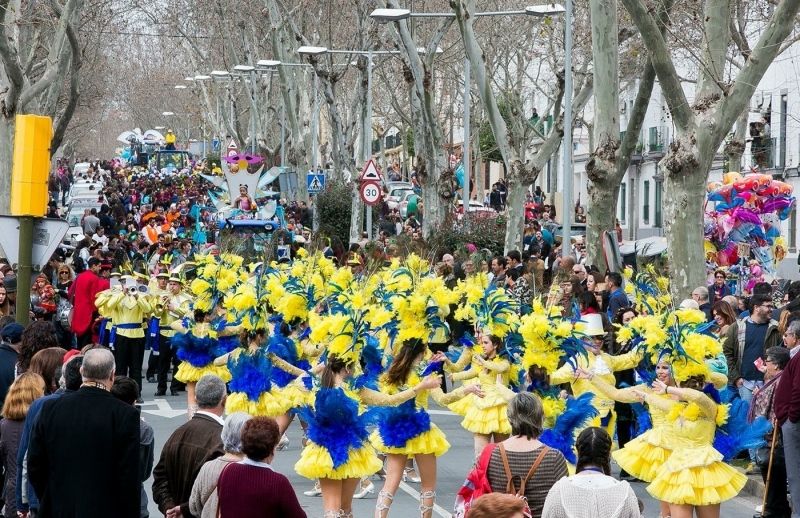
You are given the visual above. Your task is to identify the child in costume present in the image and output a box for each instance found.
[446,334,513,457]
[222,328,297,417]
[549,313,641,438]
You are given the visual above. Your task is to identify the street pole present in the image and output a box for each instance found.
[16,216,33,325]
[561,0,573,258]
[462,57,471,228]
[364,51,373,241]
[251,71,257,155]
[280,104,286,168]
[312,74,319,171]
[312,74,320,232]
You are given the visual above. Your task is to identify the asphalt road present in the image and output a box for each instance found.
[139,377,764,518]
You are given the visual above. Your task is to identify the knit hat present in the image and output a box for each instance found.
[3,275,16,294]
[1,323,23,344]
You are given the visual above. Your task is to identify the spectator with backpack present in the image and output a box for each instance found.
[455,392,566,517]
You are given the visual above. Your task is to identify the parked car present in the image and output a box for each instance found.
[456,200,496,220]
[386,188,415,212]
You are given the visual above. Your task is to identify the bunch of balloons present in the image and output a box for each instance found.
[704,171,795,278]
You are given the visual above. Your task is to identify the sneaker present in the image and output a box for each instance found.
[303,482,322,497]
[746,462,757,474]
[353,480,374,499]
[277,434,289,451]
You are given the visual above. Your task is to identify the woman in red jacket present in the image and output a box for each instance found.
[217,417,305,518]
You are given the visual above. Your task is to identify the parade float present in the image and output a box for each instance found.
[198,152,285,257]
[116,128,191,173]
[705,171,796,292]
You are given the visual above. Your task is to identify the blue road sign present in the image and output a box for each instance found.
[307,171,325,194]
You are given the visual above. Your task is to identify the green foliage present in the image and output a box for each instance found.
[205,152,221,168]
[478,93,522,163]
[316,178,353,245]
[404,128,415,157]
[425,213,507,257]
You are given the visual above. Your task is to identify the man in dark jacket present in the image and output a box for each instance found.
[0,323,22,407]
[28,348,140,517]
[152,374,226,518]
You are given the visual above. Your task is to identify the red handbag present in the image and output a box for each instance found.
[453,443,498,518]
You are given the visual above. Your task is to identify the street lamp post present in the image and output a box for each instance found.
[233,64,258,154]
[298,45,438,240]
[561,0,573,257]
[371,4,566,239]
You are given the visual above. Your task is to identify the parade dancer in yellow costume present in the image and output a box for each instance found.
[576,360,676,518]
[550,313,641,438]
[171,309,240,414]
[635,374,746,518]
[221,328,299,417]
[447,334,512,457]
[372,338,482,518]
[295,354,442,518]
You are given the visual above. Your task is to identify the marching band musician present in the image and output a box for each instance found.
[154,276,191,397]
[145,273,171,384]
[102,275,153,399]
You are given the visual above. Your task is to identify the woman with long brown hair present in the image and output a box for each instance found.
[372,339,482,518]
[294,354,442,518]
[711,300,737,337]
[28,348,67,395]
[0,285,12,317]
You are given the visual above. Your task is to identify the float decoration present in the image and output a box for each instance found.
[704,170,795,284]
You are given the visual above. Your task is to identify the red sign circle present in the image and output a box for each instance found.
[360,181,382,206]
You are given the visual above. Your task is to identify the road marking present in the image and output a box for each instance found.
[140,398,186,418]
[398,481,452,518]
[428,409,457,416]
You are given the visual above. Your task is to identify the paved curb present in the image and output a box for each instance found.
[740,470,765,499]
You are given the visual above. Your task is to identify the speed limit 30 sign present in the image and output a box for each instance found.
[360,181,382,206]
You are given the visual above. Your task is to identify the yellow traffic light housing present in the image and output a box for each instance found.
[11,114,53,217]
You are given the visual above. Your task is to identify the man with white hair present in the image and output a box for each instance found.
[153,374,226,518]
[691,285,713,322]
[189,412,252,517]
[28,348,141,517]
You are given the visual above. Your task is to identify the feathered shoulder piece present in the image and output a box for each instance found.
[622,265,672,314]
[518,298,580,374]
[190,253,247,311]
[454,276,519,338]
[713,397,771,461]
[540,393,598,464]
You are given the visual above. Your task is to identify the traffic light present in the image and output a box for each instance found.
[11,114,52,217]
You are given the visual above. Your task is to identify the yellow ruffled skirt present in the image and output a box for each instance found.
[613,427,672,482]
[647,446,747,505]
[175,362,231,383]
[370,424,450,457]
[449,391,511,435]
[295,442,383,480]
[225,390,292,417]
[282,383,313,410]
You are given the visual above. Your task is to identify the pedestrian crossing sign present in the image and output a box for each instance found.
[307,171,325,194]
